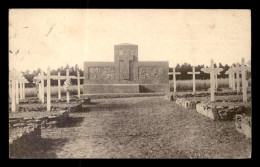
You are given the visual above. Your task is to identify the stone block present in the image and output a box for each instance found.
[83,84,140,94]
[12,123,26,127]
[217,106,232,120]
[235,114,251,138]
[196,103,205,113]
[241,122,251,138]
[139,84,169,93]
[176,98,186,107]
[188,101,197,109]
[165,93,174,101]
[217,105,249,120]
[206,107,220,120]
[184,101,189,108]
[196,103,220,120]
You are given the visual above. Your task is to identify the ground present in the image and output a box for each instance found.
[33,96,251,159]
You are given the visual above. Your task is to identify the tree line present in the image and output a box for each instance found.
[21,63,250,88]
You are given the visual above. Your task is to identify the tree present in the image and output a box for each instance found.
[74,64,79,72]
[25,70,30,75]
[179,63,192,80]
[222,64,230,78]
[65,64,70,70]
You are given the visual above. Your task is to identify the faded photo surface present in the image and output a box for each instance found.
[9,9,251,159]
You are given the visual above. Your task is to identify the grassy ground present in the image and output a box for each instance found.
[22,96,251,159]
[171,78,251,92]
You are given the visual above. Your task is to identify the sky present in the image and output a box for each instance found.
[9,9,251,73]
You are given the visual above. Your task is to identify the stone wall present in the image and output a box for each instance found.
[83,84,140,94]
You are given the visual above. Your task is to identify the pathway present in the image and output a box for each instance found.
[41,96,251,158]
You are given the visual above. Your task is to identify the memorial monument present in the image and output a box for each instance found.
[83,43,169,94]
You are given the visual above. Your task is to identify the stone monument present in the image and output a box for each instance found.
[83,43,169,94]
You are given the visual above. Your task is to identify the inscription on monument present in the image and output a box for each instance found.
[138,66,164,80]
[88,67,115,80]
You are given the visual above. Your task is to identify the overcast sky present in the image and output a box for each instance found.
[9,9,251,72]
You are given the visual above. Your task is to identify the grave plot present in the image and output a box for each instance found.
[167,58,251,139]
[18,96,81,105]
[15,101,80,112]
[171,93,251,138]
[9,67,86,113]
[195,59,251,123]
[195,100,251,121]
[171,88,251,120]
[9,109,70,157]
[164,87,246,101]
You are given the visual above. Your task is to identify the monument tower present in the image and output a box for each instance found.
[114,43,138,80]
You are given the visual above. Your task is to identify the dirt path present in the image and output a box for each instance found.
[41,96,251,158]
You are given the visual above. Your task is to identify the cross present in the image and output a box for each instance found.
[76,71,84,98]
[201,66,221,89]
[34,72,76,80]
[9,69,19,112]
[232,58,251,101]
[65,69,70,103]
[9,70,28,100]
[230,65,236,90]
[34,69,76,102]
[225,66,237,90]
[9,77,28,99]
[46,67,51,111]
[33,67,53,111]
[201,59,223,101]
[119,52,134,80]
[39,72,45,103]
[168,67,181,92]
[241,58,250,102]
[214,72,221,89]
[232,63,243,94]
[34,73,42,100]
[9,69,29,112]
[18,78,28,99]
[225,69,232,88]
[34,72,45,103]
[188,66,200,92]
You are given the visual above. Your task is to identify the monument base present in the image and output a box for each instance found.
[139,84,169,93]
[83,84,169,94]
[83,84,140,94]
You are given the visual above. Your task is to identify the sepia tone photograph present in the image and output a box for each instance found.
[9,9,251,159]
